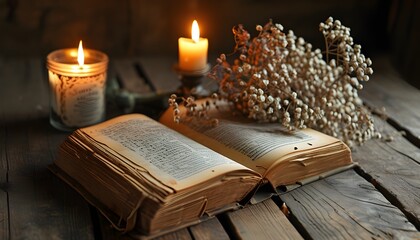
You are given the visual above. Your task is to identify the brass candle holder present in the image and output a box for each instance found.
[174,63,211,97]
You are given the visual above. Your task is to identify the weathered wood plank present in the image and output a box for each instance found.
[113,227,194,240]
[0,58,24,121]
[360,55,420,145]
[0,58,49,122]
[96,212,134,240]
[152,228,192,240]
[0,187,8,240]
[138,56,179,95]
[353,116,420,227]
[281,170,420,239]
[98,210,197,240]
[0,126,9,240]
[113,59,151,94]
[3,119,96,239]
[1,1,384,57]
[189,217,229,240]
[99,215,229,240]
[224,199,303,240]
[389,1,420,89]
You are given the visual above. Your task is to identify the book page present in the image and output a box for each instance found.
[160,105,338,176]
[192,120,313,161]
[81,114,256,191]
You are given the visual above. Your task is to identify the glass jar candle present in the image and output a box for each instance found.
[47,46,108,131]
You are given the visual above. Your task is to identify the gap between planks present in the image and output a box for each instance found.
[281,169,420,240]
[352,116,420,230]
[219,199,303,240]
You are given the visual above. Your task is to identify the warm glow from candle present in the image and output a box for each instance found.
[77,40,84,66]
[178,20,208,71]
[192,20,200,43]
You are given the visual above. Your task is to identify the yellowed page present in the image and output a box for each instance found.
[80,114,257,191]
[160,106,339,177]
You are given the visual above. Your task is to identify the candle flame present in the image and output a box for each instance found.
[192,20,200,43]
[77,40,84,66]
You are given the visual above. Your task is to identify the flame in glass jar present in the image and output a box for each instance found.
[77,40,84,66]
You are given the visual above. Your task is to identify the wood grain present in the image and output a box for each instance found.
[224,199,303,240]
[97,198,228,240]
[353,116,420,228]
[0,188,8,240]
[360,56,420,146]
[0,58,49,123]
[2,120,96,239]
[388,0,420,89]
[97,212,141,240]
[281,170,420,239]
[0,55,418,239]
[138,56,179,95]
[189,217,229,240]
[113,59,151,94]
[1,0,385,57]
[0,126,9,240]
[152,228,192,240]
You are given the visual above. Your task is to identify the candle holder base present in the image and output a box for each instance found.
[175,64,211,98]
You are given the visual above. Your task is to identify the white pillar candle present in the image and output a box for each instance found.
[47,41,108,131]
[178,20,208,72]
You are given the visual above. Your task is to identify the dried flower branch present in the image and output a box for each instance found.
[171,17,378,147]
[168,93,220,127]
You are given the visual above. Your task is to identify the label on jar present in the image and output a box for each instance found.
[49,71,106,127]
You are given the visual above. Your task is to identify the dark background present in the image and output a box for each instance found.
[1,0,419,88]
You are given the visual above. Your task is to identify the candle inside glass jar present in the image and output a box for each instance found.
[47,41,108,131]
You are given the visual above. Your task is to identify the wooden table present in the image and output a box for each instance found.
[1,55,419,239]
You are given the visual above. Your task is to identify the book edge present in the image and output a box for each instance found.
[48,163,134,232]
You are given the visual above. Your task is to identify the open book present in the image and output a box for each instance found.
[52,103,353,236]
